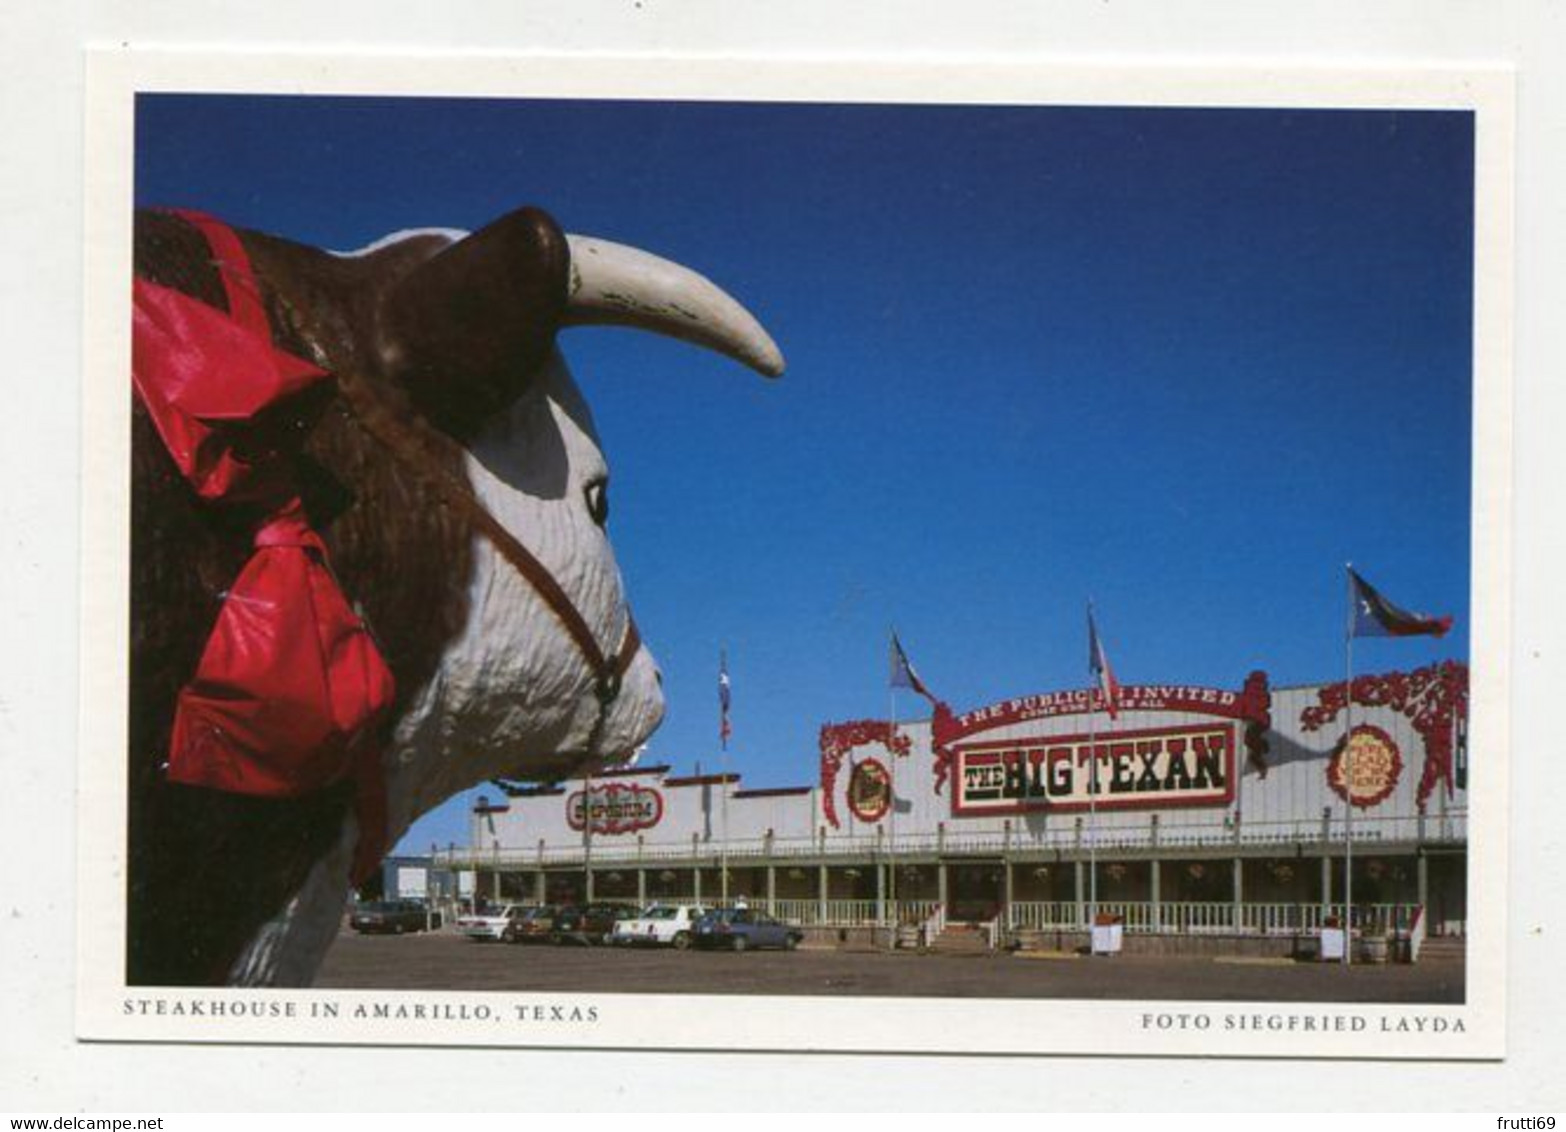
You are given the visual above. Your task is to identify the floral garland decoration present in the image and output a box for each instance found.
[1299,660,1468,811]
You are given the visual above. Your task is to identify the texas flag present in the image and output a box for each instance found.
[889,631,937,705]
[718,651,732,748]
[1349,568,1454,638]
[1088,606,1121,719]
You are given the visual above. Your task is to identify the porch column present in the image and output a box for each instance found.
[876,860,886,925]
[534,871,546,905]
[1417,852,1429,912]
[937,862,948,911]
[1074,858,1085,930]
[766,864,777,915]
[693,867,702,904]
[636,868,646,908]
[1003,863,1015,928]
[818,864,828,924]
[584,866,594,904]
[1320,854,1333,920]
[1232,857,1244,932]
[1150,858,1162,932]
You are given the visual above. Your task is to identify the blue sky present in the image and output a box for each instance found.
[135,97,1474,852]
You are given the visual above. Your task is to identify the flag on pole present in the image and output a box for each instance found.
[1348,568,1454,638]
[1088,605,1121,719]
[889,631,937,704]
[718,650,732,748]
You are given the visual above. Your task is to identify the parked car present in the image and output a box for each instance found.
[502,905,559,944]
[609,904,710,949]
[457,903,527,942]
[349,899,430,935]
[692,908,804,951]
[549,902,641,945]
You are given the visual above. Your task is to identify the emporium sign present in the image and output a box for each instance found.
[566,782,664,834]
[950,724,1236,816]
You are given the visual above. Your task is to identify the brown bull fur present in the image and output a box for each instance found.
[128,208,562,984]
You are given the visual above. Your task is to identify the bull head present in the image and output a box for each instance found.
[355,207,783,827]
[130,205,782,986]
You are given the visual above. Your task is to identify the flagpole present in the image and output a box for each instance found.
[888,629,898,925]
[720,646,730,908]
[583,763,593,906]
[1087,600,1099,940]
[1343,564,1354,967]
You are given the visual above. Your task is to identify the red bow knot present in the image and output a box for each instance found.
[134,210,394,883]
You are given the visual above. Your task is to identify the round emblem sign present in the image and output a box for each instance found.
[1327,724,1404,809]
[848,758,893,823]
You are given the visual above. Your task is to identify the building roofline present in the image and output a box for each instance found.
[663,773,742,788]
[732,786,814,799]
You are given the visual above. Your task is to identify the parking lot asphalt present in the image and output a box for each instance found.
[315,929,1464,1003]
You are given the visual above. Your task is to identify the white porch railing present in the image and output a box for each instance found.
[896,900,945,928]
[769,898,882,926]
[493,895,1422,937]
[1007,900,1421,935]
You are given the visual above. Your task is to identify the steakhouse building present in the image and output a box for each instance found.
[434,663,1468,951]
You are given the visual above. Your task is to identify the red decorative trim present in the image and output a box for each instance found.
[1325,724,1404,809]
[1238,670,1273,777]
[1300,661,1468,810]
[662,773,741,788]
[818,720,911,829]
[931,702,960,797]
[847,758,893,823]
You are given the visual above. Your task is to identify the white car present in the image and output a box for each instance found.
[457,904,525,942]
[610,904,710,949]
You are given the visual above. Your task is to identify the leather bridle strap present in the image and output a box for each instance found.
[334,370,641,711]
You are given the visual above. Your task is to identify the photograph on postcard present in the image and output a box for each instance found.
[79,58,1508,1054]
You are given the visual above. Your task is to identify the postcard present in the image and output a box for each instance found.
[78,48,1512,1058]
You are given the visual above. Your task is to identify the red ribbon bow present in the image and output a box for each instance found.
[133,210,394,883]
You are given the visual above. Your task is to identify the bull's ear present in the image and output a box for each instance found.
[377,206,569,437]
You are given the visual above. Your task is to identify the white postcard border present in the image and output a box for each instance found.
[78,47,1513,1059]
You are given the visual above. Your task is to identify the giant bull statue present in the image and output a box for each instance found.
[129,206,782,986]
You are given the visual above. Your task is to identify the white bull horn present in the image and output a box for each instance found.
[564,235,785,378]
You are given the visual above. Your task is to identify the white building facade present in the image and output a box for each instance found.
[439,662,1468,943]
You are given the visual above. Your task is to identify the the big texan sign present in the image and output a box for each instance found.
[934,673,1272,818]
[951,723,1235,816]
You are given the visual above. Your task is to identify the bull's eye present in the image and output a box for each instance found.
[584,477,610,527]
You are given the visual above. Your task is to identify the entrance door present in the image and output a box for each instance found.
[948,861,1005,922]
